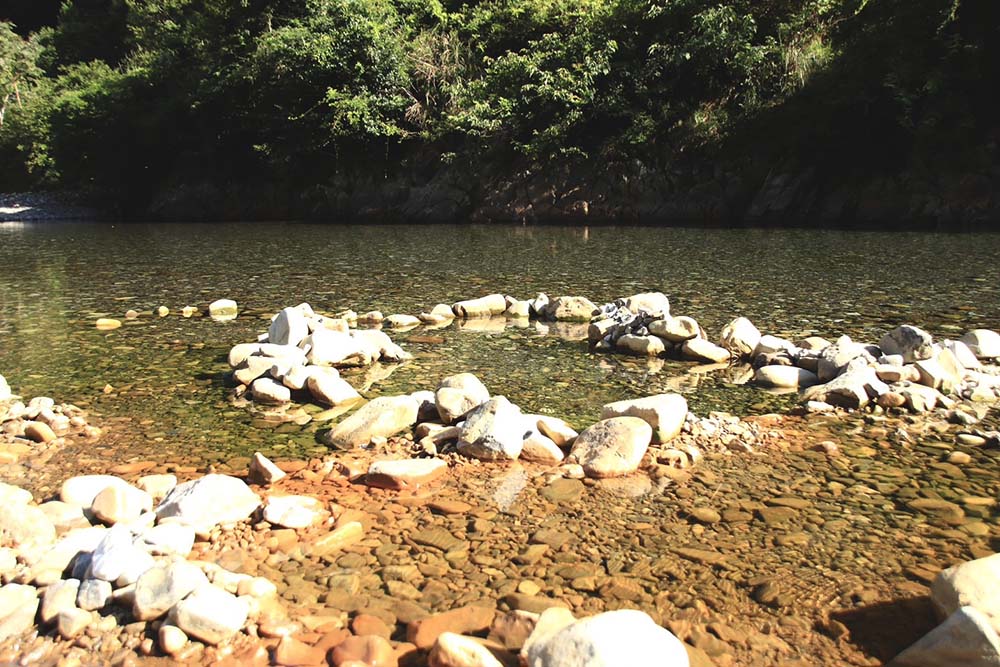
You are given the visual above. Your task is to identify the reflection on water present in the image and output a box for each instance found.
[1,222,999,462]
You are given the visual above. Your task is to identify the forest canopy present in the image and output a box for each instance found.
[0,0,995,218]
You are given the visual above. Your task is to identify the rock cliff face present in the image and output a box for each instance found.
[143,156,1000,228]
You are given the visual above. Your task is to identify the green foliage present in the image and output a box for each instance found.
[0,0,995,204]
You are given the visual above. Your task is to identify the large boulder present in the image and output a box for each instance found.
[719,317,761,358]
[681,338,731,364]
[457,397,525,461]
[133,561,209,621]
[616,334,666,357]
[524,609,689,667]
[155,475,261,532]
[599,394,687,443]
[960,330,1000,360]
[452,295,507,319]
[754,366,820,389]
[932,553,1000,635]
[649,317,700,343]
[888,606,1000,667]
[306,373,361,407]
[817,335,875,382]
[269,307,310,347]
[541,296,599,322]
[624,293,670,317]
[435,373,490,424]
[569,417,652,478]
[801,369,881,409]
[303,330,371,367]
[323,395,420,449]
[880,325,935,363]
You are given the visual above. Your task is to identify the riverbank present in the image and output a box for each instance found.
[3,286,1000,665]
[0,192,104,222]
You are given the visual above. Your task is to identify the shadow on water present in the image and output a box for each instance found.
[829,597,938,664]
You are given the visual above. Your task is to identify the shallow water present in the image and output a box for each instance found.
[3,222,1000,665]
[2,222,998,461]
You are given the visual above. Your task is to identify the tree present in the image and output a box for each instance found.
[0,21,41,128]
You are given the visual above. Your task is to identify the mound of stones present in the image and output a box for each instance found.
[0,473,285,659]
[0,374,101,466]
[890,551,1000,666]
[228,302,412,408]
[588,292,733,364]
[731,324,1000,415]
[316,371,704,479]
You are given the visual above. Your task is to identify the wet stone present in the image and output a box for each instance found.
[541,478,583,503]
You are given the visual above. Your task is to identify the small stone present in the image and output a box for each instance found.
[408,605,496,649]
[457,397,525,461]
[689,508,721,524]
[599,394,687,443]
[95,318,122,330]
[274,636,326,666]
[159,624,188,656]
[436,374,490,424]
[77,579,112,611]
[330,635,396,666]
[890,606,1000,667]
[157,306,169,317]
[960,330,1000,359]
[248,452,286,486]
[429,632,505,667]
[208,299,238,321]
[41,578,81,624]
[0,584,39,641]
[306,374,361,407]
[366,458,448,489]
[24,421,57,443]
[91,484,151,525]
[155,474,261,533]
[680,338,730,364]
[753,366,820,389]
[263,495,323,529]
[310,522,364,557]
[169,585,249,645]
[57,608,92,639]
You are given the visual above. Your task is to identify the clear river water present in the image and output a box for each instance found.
[2,222,1000,666]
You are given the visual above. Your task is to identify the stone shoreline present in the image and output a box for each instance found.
[3,290,1000,666]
